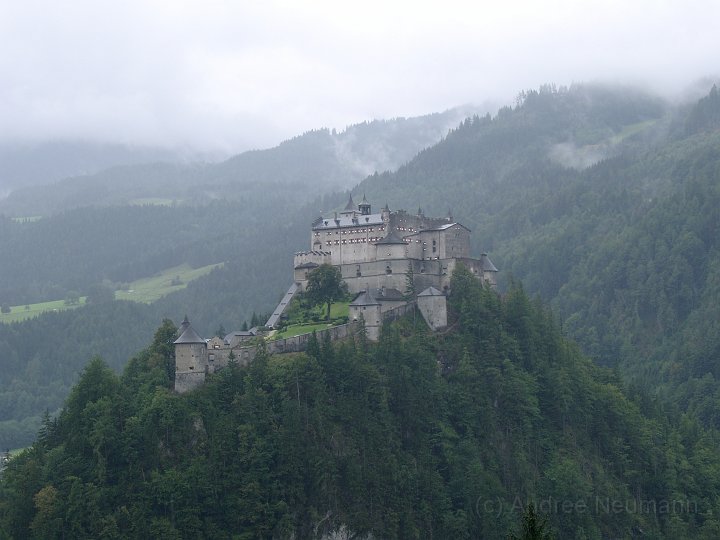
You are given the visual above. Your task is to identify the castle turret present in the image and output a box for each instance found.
[479,253,499,287]
[359,194,371,215]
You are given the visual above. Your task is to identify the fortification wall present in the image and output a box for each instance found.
[382,301,417,324]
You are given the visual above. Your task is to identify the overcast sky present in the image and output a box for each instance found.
[1,0,718,153]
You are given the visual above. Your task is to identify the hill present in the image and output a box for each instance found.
[2,270,719,538]
[0,140,191,197]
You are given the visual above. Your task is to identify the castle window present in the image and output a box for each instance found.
[209,354,215,361]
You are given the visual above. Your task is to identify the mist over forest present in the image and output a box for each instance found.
[2,76,720,537]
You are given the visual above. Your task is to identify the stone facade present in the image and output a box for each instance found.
[295,196,497,295]
[175,195,499,393]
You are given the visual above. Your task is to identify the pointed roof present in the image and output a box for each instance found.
[418,286,444,297]
[179,315,190,334]
[350,289,380,306]
[479,253,498,272]
[375,227,406,245]
[343,194,355,211]
[173,320,205,344]
[360,193,370,205]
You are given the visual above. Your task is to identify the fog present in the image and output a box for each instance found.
[1,0,718,154]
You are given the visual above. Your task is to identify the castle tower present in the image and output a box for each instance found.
[417,286,447,330]
[174,319,208,392]
[375,226,407,261]
[479,253,499,287]
[349,289,382,340]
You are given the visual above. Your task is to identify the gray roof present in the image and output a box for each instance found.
[224,329,257,345]
[480,253,498,272]
[294,262,319,269]
[419,222,470,232]
[343,194,355,211]
[375,228,407,245]
[350,289,380,306]
[174,322,205,344]
[312,213,384,230]
[418,286,445,297]
[373,287,406,301]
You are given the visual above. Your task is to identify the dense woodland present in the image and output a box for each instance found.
[1,82,720,536]
[4,270,720,538]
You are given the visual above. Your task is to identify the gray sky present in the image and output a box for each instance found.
[1,0,718,153]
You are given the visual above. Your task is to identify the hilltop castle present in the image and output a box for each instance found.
[292,194,496,295]
[174,196,497,392]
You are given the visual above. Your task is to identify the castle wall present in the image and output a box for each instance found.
[175,371,208,393]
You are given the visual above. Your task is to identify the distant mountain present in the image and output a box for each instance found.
[0,105,488,217]
[0,140,198,197]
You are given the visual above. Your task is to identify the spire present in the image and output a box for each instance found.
[179,315,190,334]
[174,318,205,344]
[342,194,355,212]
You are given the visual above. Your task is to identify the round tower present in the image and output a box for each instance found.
[174,319,208,392]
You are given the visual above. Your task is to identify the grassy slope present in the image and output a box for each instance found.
[270,301,350,340]
[0,298,86,323]
[1,262,223,323]
[115,262,224,303]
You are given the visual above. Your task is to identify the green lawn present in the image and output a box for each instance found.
[0,298,86,324]
[115,263,224,303]
[1,262,224,324]
[270,300,350,340]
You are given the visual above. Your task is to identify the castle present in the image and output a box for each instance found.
[174,196,497,392]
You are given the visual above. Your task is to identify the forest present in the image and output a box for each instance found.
[3,268,720,538]
[1,81,720,537]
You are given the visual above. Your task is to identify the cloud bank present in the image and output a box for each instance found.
[1,0,718,153]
